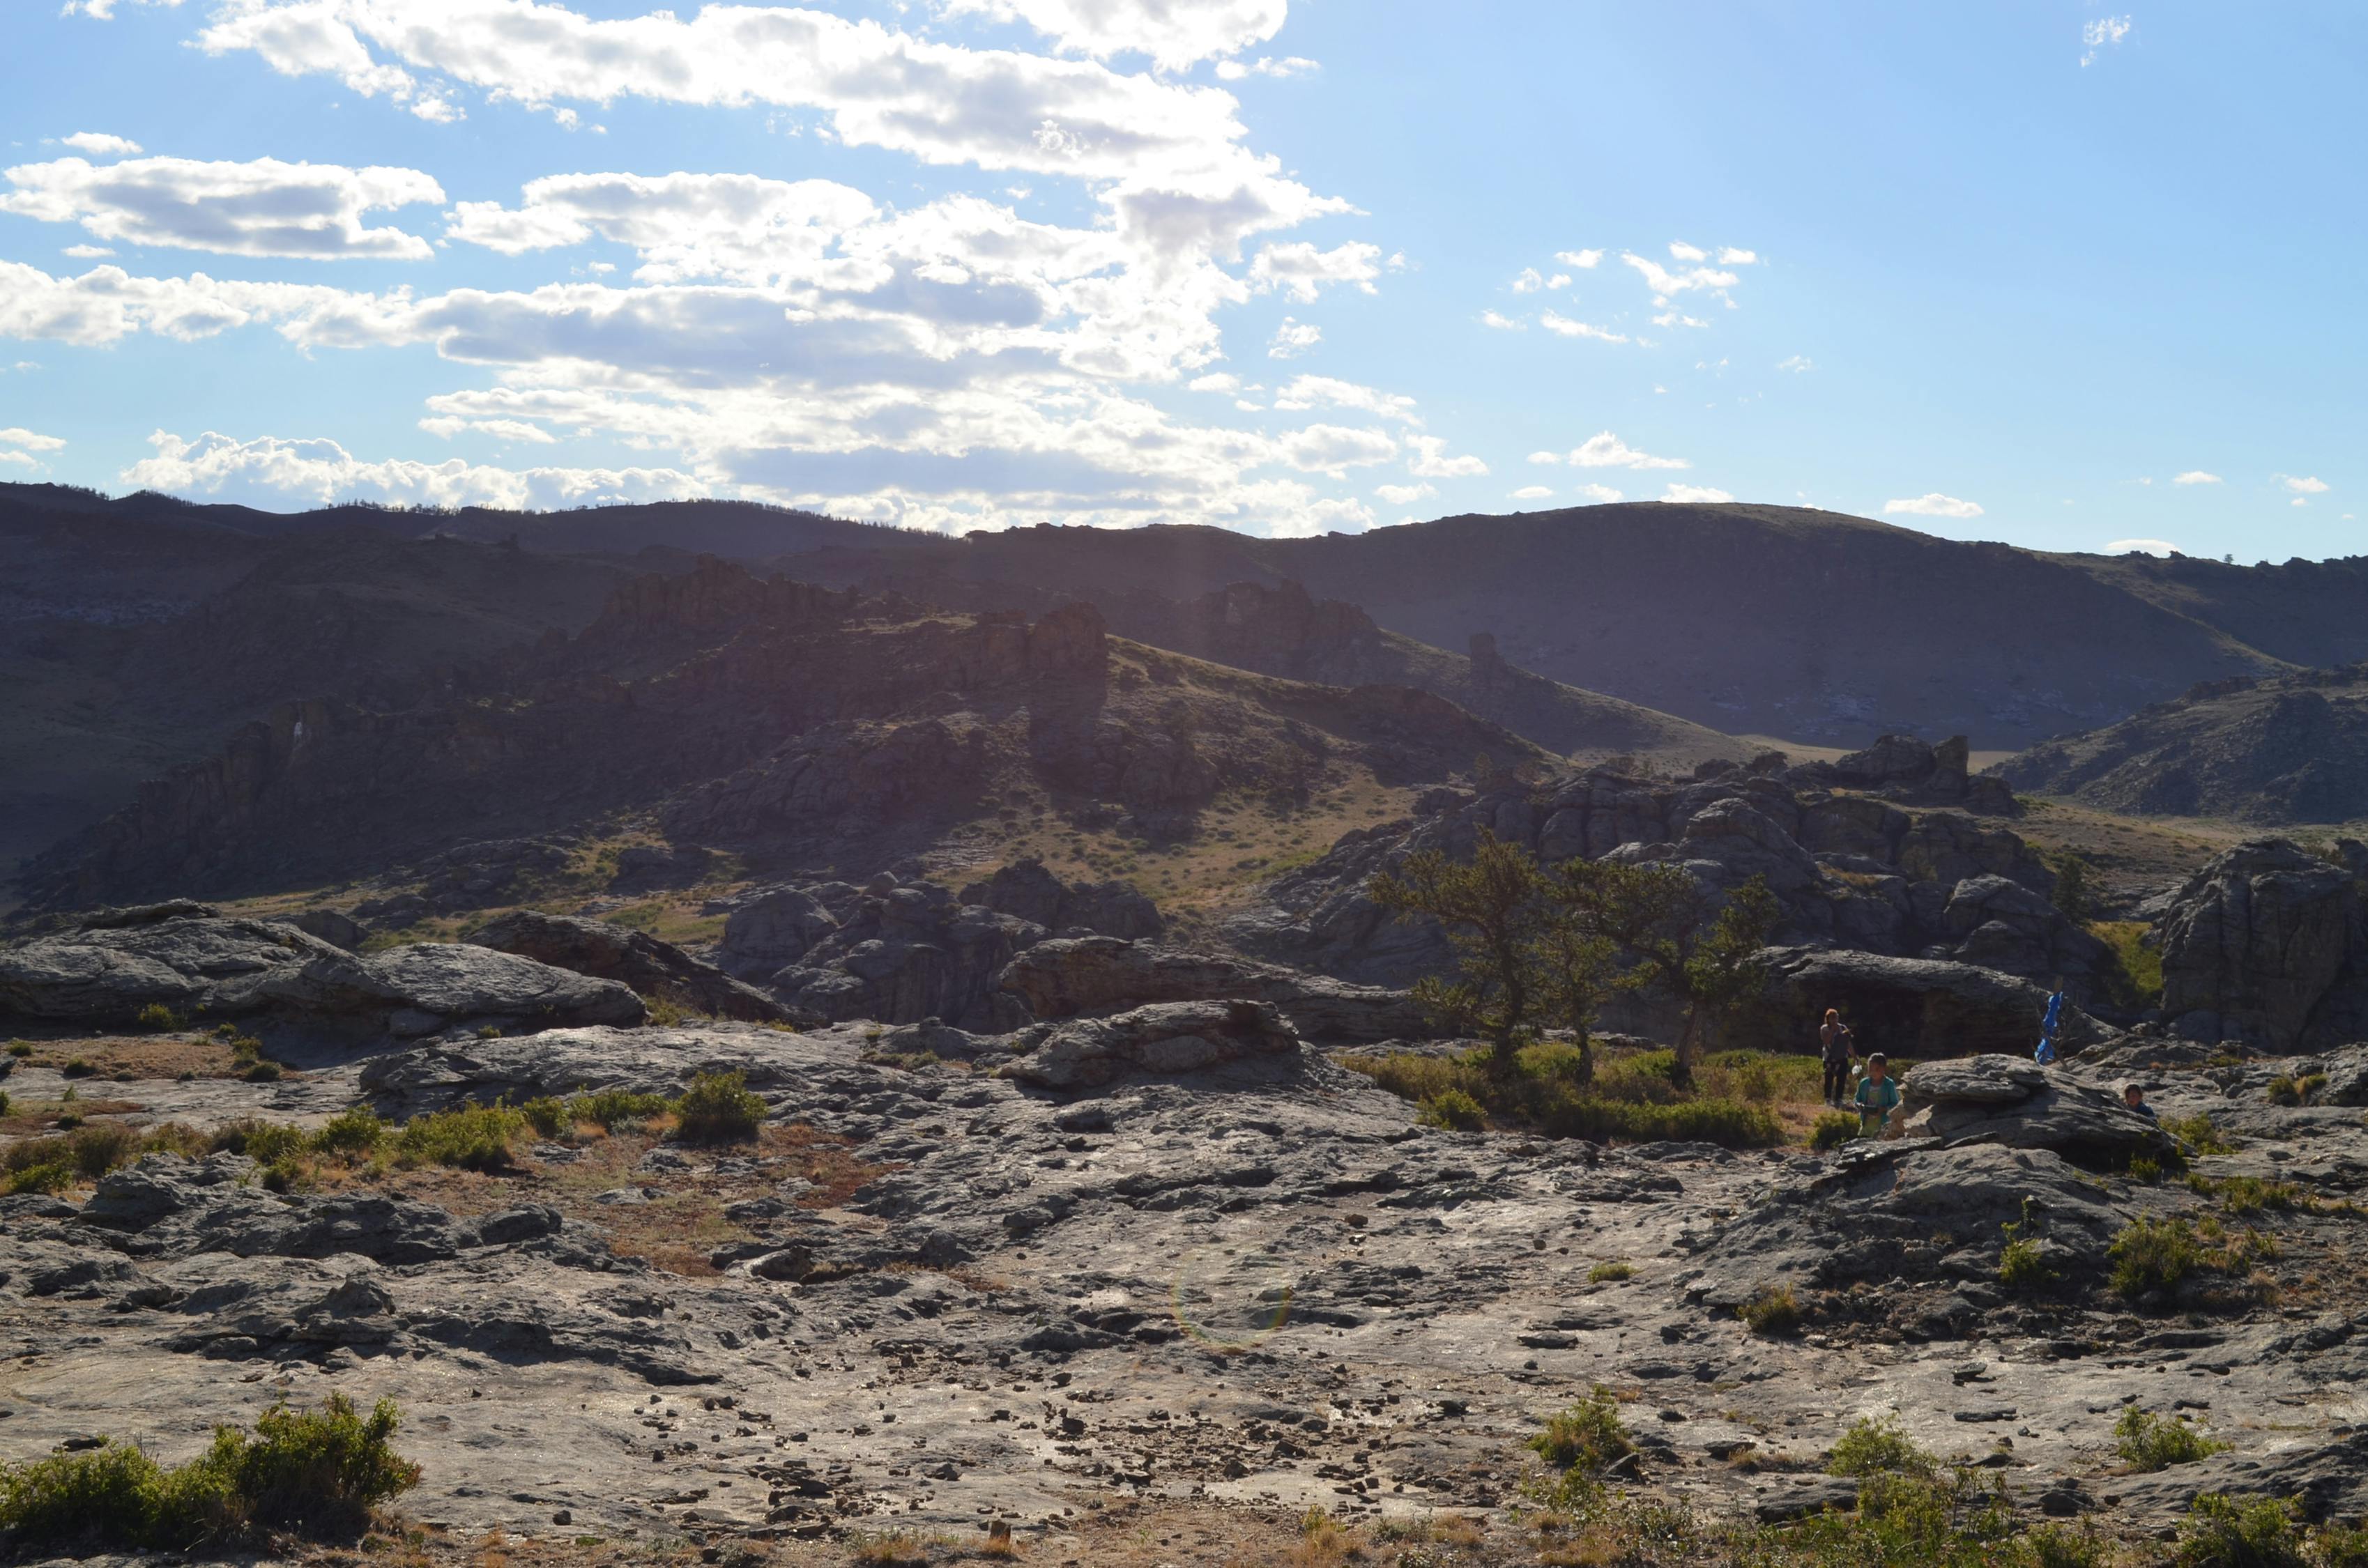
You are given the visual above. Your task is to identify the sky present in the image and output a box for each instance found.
[0,1,2360,559]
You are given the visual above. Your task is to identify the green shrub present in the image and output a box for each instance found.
[1739,1285,1802,1337]
[2130,1155,2164,1183]
[1416,1088,1487,1131]
[1826,1414,1936,1479]
[2266,1075,2305,1107]
[1999,1238,2056,1291]
[2215,1176,2303,1215]
[310,1107,385,1158]
[2110,1215,2205,1300]
[1810,1111,1858,1151]
[208,1119,308,1166]
[61,1058,96,1079]
[2024,1522,2112,1568]
[0,1089,10,1119]
[241,1061,283,1084]
[673,1071,766,1145]
[0,1394,420,1548]
[224,1033,263,1063]
[3,1162,74,1196]
[133,1004,181,1033]
[65,1122,137,1178]
[392,1105,526,1173]
[2165,1114,2236,1155]
[2174,1492,2306,1568]
[519,1096,567,1139]
[1588,1260,1634,1283]
[2088,919,2163,1008]
[1529,1387,1633,1473]
[1341,1046,1786,1150]
[565,1088,675,1131]
[2116,1406,2227,1472]
[5,1040,31,1058]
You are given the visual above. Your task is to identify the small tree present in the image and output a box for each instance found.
[2051,852,2093,924]
[1534,856,1658,1088]
[1367,830,1545,1079]
[1572,866,1777,1091]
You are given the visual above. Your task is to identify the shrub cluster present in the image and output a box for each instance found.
[0,1395,420,1549]
[2115,1407,2227,1473]
[1346,1042,1785,1150]
[674,1070,768,1144]
[1528,1387,1635,1475]
[2109,1215,2279,1302]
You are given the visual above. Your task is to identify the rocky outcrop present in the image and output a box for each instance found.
[958,859,1163,941]
[1896,1054,2176,1165]
[0,907,643,1037]
[758,879,1044,1031]
[1738,947,2103,1060]
[998,937,1437,1042]
[466,909,791,1024]
[1003,999,1302,1089]
[1794,733,2019,816]
[2156,839,2368,1050]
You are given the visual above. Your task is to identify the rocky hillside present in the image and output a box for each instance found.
[1995,666,2368,823]
[18,558,1548,910]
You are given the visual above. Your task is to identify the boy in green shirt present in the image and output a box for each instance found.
[1854,1052,1901,1139]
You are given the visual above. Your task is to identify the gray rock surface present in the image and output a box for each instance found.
[1005,999,1303,1090]
[958,859,1163,941]
[466,908,791,1024]
[998,936,1437,1042]
[1738,948,2105,1059]
[1897,1054,2178,1164]
[2157,838,2368,1050]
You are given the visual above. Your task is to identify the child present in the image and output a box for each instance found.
[1819,1008,1855,1107]
[2123,1082,2157,1122]
[1854,1052,1901,1139]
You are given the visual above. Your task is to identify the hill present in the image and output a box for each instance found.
[1994,666,2368,823]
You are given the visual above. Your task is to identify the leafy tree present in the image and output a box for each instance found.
[1571,866,1778,1091]
[2051,852,2093,924]
[1366,830,1545,1079]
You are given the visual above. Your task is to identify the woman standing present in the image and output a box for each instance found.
[1819,1008,1854,1106]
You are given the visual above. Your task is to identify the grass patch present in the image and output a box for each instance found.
[673,1070,767,1144]
[133,1004,181,1032]
[2087,919,2164,1008]
[1588,1260,1634,1283]
[0,1394,419,1550]
[1528,1387,1634,1473]
[1827,1415,1936,1479]
[1416,1087,1486,1131]
[1739,1284,1803,1336]
[566,1088,675,1132]
[391,1105,528,1174]
[2109,1215,2279,1302]
[2174,1493,2307,1568]
[1810,1110,1859,1151]
[1344,1040,1786,1150]
[2165,1113,2237,1155]
[2115,1407,2227,1472]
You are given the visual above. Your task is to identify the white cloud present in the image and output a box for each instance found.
[0,426,68,452]
[2279,475,2330,494]
[1406,435,1486,479]
[946,0,1288,71]
[1526,451,1560,466]
[1,155,441,259]
[1214,55,1318,80]
[1652,310,1708,329]
[1717,247,1757,265]
[1775,354,1812,372]
[2081,15,2132,66]
[1271,374,1419,423]
[2171,470,2222,485]
[1510,484,1552,500]
[1574,483,1621,503]
[1267,316,1320,358]
[1248,240,1382,302]
[1545,273,1570,290]
[2106,538,2176,557]
[1566,431,1687,470]
[1511,267,1544,293]
[1621,252,1740,302]
[1668,240,1708,262]
[1660,482,1732,504]
[123,429,701,509]
[1539,310,1628,343]
[419,415,558,444]
[2292,496,2309,508]
[62,244,116,259]
[1373,481,1433,505]
[1479,309,1525,331]
[59,132,144,157]
[1553,249,1601,268]
[1188,372,1242,393]
[1883,492,1984,519]
[61,0,185,16]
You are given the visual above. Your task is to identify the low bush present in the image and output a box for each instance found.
[2174,1492,2306,1568]
[674,1071,767,1144]
[61,1058,96,1079]
[1739,1285,1803,1336]
[133,1004,181,1032]
[310,1107,385,1158]
[1810,1111,1859,1151]
[2115,1406,2226,1472]
[209,1119,308,1165]
[3,1161,73,1196]
[0,1394,420,1548]
[2109,1215,2277,1302]
[2164,1114,2237,1155]
[1826,1414,1936,1479]
[566,1088,675,1132]
[391,1105,526,1173]
[240,1061,283,1084]
[1999,1238,2056,1291]
[1588,1260,1634,1283]
[1343,1044,1787,1150]
[5,1040,31,1058]
[1529,1387,1633,1474]
[1416,1088,1486,1131]
[519,1096,567,1139]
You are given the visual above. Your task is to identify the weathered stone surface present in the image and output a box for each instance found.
[998,937,1437,1042]
[1003,999,1303,1089]
[1897,1054,2177,1164]
[957,859,1163,941]
[467,909,790,1024]
[0,909,644,1036]
[2157,839,2368,1050]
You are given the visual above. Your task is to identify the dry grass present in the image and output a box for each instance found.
[0,1032,251,1082]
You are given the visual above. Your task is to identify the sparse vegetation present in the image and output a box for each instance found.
[1528,1386,1634,1474]
[1416,1087,1486,1130]
[1826,1414,1936,1479]
[1739,1284,1803,1336]
[2173,1492,2307,1568]
[567,1088,675,1131]
[1811,1109,1859,1150]
[133,1004,181,1032]
[2165,1113,2238,1155]
[1345,1039,1788,1150]
[1588,1259,1634,1283]
[2115,1406,2227,1472]
[2109,1214,2279,1302]
[0,1394,420,1548]
[391,1104,528,1173]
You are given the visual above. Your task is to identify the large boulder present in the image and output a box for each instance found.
[0,907,643,1037]
[766,881,1042,1030]
[466,909,793,1024]
[2157,839,2368,1050]
[1737,947,2104,1059]
[957,859,1163,941]
[717,884,850,976]
[997,936,1437,1042]
[1896,1054,2176,1165]
[1003,999,1302,1090]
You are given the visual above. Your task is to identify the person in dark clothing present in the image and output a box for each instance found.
[2123,1082,2157,1121]
[1819,1008,1855,1106]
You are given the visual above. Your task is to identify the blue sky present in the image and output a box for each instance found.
[0,1,2358,558]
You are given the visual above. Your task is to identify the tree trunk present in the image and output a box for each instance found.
[1670,1005,1701,1091]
